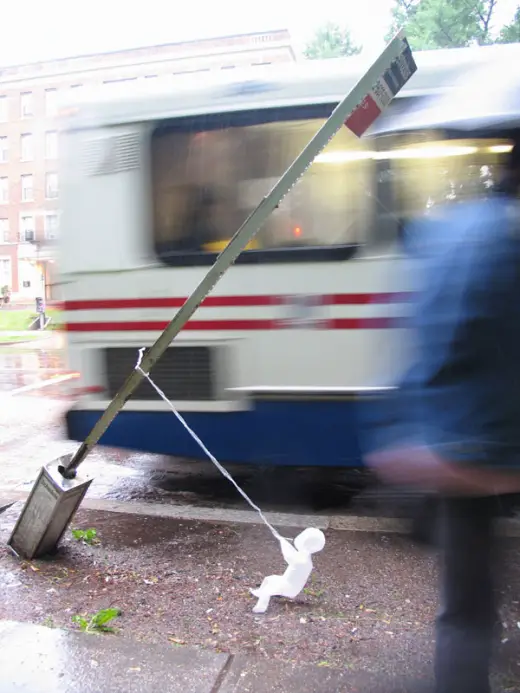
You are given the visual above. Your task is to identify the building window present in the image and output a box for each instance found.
[44,213,59,240]
[151,112,372,265]
[45,172,59,199]
[0,257,11,288]
[0,177,8,204]
[20,133,33,162]
[20,215,35,243]
[0,96,7,123]
[45,131,58,159]
[0,218,8,243]
[0,137,8,163]
[45,88,58,117]
[21,174,33,201]
[20,92,33,118]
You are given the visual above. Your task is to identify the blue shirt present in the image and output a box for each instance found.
[362,195,520,469]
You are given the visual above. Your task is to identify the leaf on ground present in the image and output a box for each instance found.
[91,607,121,628]
[72,528,99,545]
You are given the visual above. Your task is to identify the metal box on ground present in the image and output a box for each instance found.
[7,455,93,560]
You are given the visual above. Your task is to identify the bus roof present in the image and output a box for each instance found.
[61,42,520,131]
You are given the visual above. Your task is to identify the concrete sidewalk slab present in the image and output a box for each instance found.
[0,621,435,693]
[220,655,353,693]
[0,620,229,693]
[219,655,435,693]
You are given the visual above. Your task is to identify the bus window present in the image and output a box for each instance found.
[377,135,513,232]
[151,110,374,264]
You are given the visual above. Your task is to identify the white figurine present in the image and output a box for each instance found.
[250,527,326,614]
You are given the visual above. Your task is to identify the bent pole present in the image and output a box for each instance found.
[61,31,416,479]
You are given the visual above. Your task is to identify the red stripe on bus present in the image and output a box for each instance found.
[65,317,406,332]
[65,320,276,332]
[63,293,412,311]
[330,317,406,329]
[63,296,275,310]
[329,292,411,305]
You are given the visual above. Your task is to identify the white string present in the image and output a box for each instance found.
[135,348,286,544]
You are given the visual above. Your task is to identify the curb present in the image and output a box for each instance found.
[0,333,55,346]
[1,490,520,536]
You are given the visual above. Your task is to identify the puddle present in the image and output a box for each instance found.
[0,344,65,392]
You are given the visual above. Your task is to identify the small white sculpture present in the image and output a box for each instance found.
[250,527,326,614]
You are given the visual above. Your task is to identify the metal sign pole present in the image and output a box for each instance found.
[8,32,416,559]
[62,31,415,479]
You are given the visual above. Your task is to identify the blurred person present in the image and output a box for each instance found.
[363,139,520,693]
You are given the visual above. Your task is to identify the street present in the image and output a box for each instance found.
[0,336,397,519]
[1,336,520,523]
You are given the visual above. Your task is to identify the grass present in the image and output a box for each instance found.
[0,308,62,332]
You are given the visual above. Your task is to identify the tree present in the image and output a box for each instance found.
[304,22,362,60]
[385,0,420,42]
[385,0,501,50]
[497,6,520,43]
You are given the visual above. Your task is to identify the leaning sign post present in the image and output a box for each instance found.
[8,32,417,560]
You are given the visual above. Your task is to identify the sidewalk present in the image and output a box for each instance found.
[0,620,428,693]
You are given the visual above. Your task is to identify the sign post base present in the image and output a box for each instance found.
[7,455,93,560]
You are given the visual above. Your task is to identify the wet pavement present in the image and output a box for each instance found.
[0,339,376,516]
[0,620,230,693]
[0,620,424,693]
[0,341,518,523]
[0,397,414,520]
[0,333,70,394]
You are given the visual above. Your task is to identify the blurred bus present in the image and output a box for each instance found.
[57,43,520,468]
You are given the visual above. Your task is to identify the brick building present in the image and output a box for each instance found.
[0,29,296,300]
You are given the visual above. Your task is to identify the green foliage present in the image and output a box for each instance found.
[386,0,513,49]
[497,7,520,43]
[71,527,99,545]
[385,0,420,42]
[72,608,121,634]
[304,22,362,60]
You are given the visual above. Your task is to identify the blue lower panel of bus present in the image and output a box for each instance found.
[66,396,391,468]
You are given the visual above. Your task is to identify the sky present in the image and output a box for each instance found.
[3,0,519,67]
